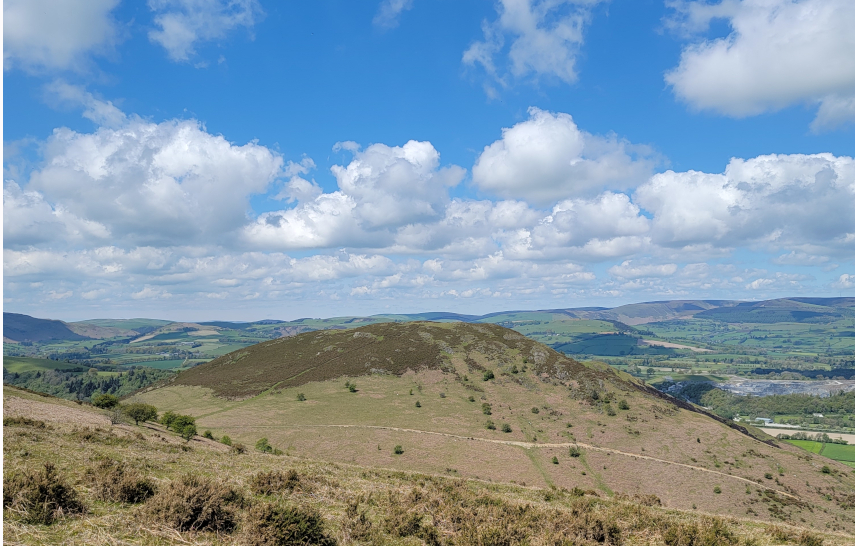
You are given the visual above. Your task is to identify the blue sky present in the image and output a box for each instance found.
[4,0,855,321]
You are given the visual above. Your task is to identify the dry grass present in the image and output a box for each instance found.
[143,474,244,533]
[3,463,86,525]
[86,458,157,504]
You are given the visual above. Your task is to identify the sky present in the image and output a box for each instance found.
[3,0,855,322]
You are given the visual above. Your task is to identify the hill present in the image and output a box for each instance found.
[3,312,89,342]
[135,321,855,533]
[5,385,848,545]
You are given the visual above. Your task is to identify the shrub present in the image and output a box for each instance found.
[531,407,540,414]
[821,466,831,474]
[92,393,120,409]
[3,463,86,524]
[618,399,629,410]
[3,416,48,428]
[123,403,158,425]
[243,501,336,546]
[765,473,773,480]
[483,370,494,381]
[394,445,404,455]
[439,392,446,398]
[468,395,475,402]
[297,393,306,401]
[250,469,301,496]
[663,518,737,546]
[569,446,581,457]
[348,383,357,393]
[415,400,421,408]
[145,474,242,533]
[605,404,617,416]
[511,365,519,374]
[232,443,247,454]
[552,456,559,465]
[501,423,512,433]
[86,459,156,504]
[796,531,824,546]
[160,410,178,428]
[203,430,214,440]
[179,423,197,441]
[713,486,721,494]
[221,435,233,446]
[482,403,492,415]
[485,420,496,430]
[256,438,273,453]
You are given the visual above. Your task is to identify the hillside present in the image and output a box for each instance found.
[135,321,855,533]
[6,385,849,545]
[3,312,88,342]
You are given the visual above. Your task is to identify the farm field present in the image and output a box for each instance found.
[784,439,855,467]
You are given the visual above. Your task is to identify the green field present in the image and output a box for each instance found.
[2,356,84,373]
[784,440,855,465]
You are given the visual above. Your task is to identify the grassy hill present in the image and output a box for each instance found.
[6,385,849,546]
[132,321,855,534]
[3,312,88,342]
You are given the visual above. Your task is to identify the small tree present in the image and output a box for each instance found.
[485,420,496,430]
[618,399,630,410]
[203,430,214,440]
[483,370,494,381]
[179,423,197,441]
[297,393,306,401]
[552,456,559,465]
[415,400,421,408]
[123,403,158,425]
[393,445,404,455]
[482,403,492,415]
[501,423,512,433]
[161,411,178,429]
[221,435,232,446]
[92,393,120,409]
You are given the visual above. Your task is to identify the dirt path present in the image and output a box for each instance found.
[248,423,799,499]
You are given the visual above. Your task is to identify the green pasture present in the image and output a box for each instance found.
[2,356,83,373]
[785,440,855,463]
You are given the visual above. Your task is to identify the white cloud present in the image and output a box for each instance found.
[373,0,414,29]
[665,0,855,130]
[148,0,263,62]
[25,116,283,247]
[132,285,172,300]
[44,80,127,127]
[472,108,653,204]
[4,0,121,72]
[609,261,678,280]
[635,153,855,256]
[833,274,855,289]
[244,140,465,250]
[463,0,604,92]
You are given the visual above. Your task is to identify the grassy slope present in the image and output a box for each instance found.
[134,322,855,533]
[3,385,850,546]
[3,356,84,373]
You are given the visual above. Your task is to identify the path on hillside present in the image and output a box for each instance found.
[250,423,799,499]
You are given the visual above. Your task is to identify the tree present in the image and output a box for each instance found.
[123,403,158,425]
[179,423,197,441]
[256,437,273,453]
[92,393,120,409]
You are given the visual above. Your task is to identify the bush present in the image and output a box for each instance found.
[123,403,158,425]
[483,370,494,381]
[618,399,629,410]
[765,473,773,480]
[86,459,156,504]
[297,393,306,401]
[663,518,737,546]
[501,423,512,433]
[394,445,404,455]
[145,474,242,533]
[256,438,273,453]
[203,430,214,440]
[482,403,492,415]
[796,531,824,546]
[3,416,48,428]
[713,486,721,494]
[160,410,178,428]
[243,501,336,546]
[468,395,475,402]
[531,407,540,414]
[179,423,197,441]
[485,420,496,430]
[250,469,301,496]
[415,400,421,408]
[439,392,446,398]
[605,404,617,416]
[3,463,85,524]
[821,466,831,474]
[552,456,559,464]
[92,393,120,409]
[221,435,233,446]
[232,443,247,454]
[569,446,581,457]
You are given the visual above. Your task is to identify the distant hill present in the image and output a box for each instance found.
[3,313,88,342]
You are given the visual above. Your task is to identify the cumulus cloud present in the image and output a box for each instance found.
[4,0,121,72]
[463,0,604,93]
[665,0,855,130]
[472,108,653,204]
[609,261,678,280]
[24,116,283,247]
[244,140,466,250]
[833,274,855,289]
[472,108,654,204]
[635,153,855,257]
[148,0,263,62]
[373,0,414,29]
